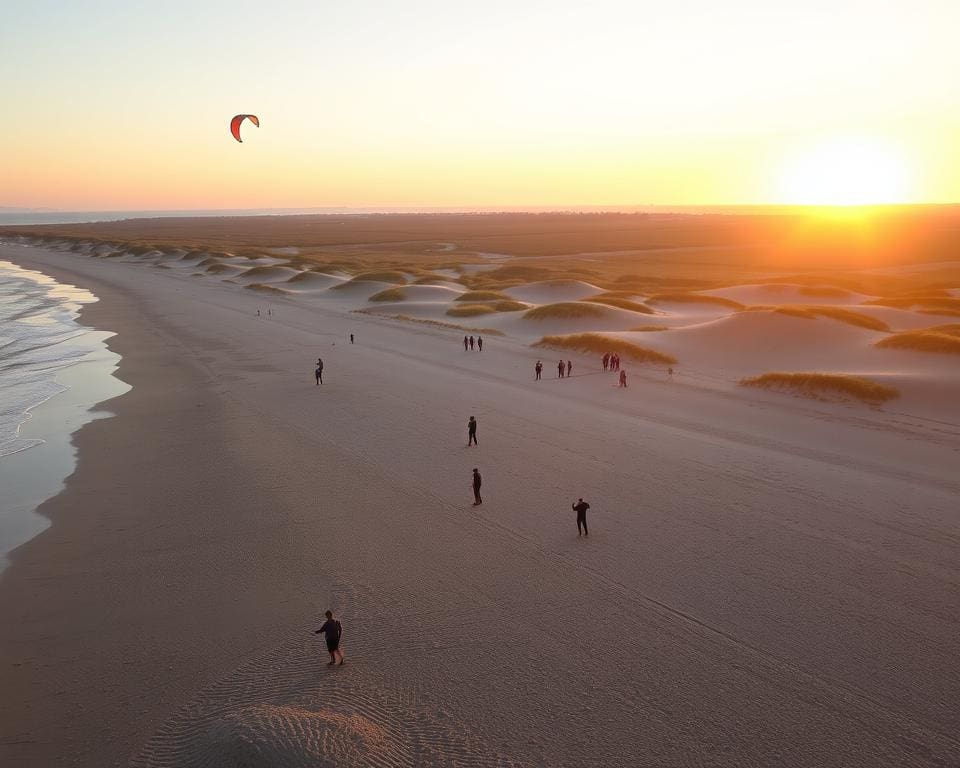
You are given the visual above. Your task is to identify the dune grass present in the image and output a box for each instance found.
[354,311,505,336]
[534,333,677,364]
[582,295,656,314]
[629,325,670,331]
[447,304,497,317]
[865,296,960,312]
[244,283,288,295]
[351,270,408,283]
[803,306,890,331]
[876,325,960,354]
[368,287,407,302]
[523,302,608,321]
[492,300,529,312]
[740,372,899,405]
[647,293,745,310]
[743,304,888,330]
[456,290,511,302]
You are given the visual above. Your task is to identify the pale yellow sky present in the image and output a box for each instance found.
[2,0,958,209]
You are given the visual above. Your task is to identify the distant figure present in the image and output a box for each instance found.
[616,354,621,371]
[619,369,627,388]
[602,353,610,371]
[667,366,674,379]
[477,336,483,352]
[469,335,475,350]
[612,354,619,372]
[464,335,469,351]
[350,333,354,344]
[558,360,565,378]
[572,497,590,536]
[257,308,261,316]
[268,308,272,316]
[535,360,543,380]
[315,358,324,385]
[566,360,572,377]
[314,610,344,666]
[468,415,478,446]
[472,468,482,506]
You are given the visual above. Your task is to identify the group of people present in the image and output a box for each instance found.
[602,352,621,372]
[463,335,483,351]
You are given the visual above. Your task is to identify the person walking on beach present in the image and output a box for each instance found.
[566,360,572,377]
[477,336,483,352]
[535,360,543,380]
[602,353,610,371]
[468,415,478,446]
[350,333,354,344]
[472,468,482,506]
[558,360,565,378]
[469,335,475,350]
[572,498,590,536]
[619,369,627,388]
[464,335,469,351]
[667,366,674,379]
[315,358,324,385]
[314,610,344,666]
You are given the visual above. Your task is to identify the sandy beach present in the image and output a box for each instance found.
[1,235,960,767]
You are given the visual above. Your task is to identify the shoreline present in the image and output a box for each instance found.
[0,246,342,766]
[1,243,959,767]
[0,262,129,570]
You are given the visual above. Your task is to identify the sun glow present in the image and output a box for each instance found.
[777,139,914,207]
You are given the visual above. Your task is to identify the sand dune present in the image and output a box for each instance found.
[702,283,873,306]
[233,266,302,284]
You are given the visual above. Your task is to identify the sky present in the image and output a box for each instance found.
[2,0,958,210]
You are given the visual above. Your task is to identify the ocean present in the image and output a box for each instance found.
[0,260,129,569]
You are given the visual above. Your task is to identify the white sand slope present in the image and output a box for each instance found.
[503,279,602,303]
[701,283,874,306]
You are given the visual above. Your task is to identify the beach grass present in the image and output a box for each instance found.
[875,326,960,354]
[368,287,407,302]
[647,293,745,310]
[455,290,511,302]
[447,304,498,317]
[582,296,656,314]
[739,372,899,405]
[534,333,677,364]
[355,310,504,335]
[523,302,608,320]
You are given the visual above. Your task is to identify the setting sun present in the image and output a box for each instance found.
[776,138,914,207]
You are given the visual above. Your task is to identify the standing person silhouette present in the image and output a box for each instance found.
[464,335,469,351]
[467,415,478,446]
[477,336,483,352]
[602,353,610,371]
[350,333,354,344]
[558,360,565,378]
[472,468,482,506]
[572,498,590,536]
[315,358,324,385]
[469,335,475,350]
[313,610,344,665]
[535,360,543,380]
[566,360,572,377]
[619,369,627,388]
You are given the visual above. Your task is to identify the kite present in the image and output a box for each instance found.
[230,114,259,143]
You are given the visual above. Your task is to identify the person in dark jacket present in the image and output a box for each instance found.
[566,360,572,377]
[619,369,627,388]
[468,415,478,446]
[558,360,565,378]
[572,498,590,536]
[464,335,469,351]
[477,336,483,351]
[314,610,344,665]
[535,360,543,380]
[315,358,324,385]
[472,468,482,506]
[469,335,475,350]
